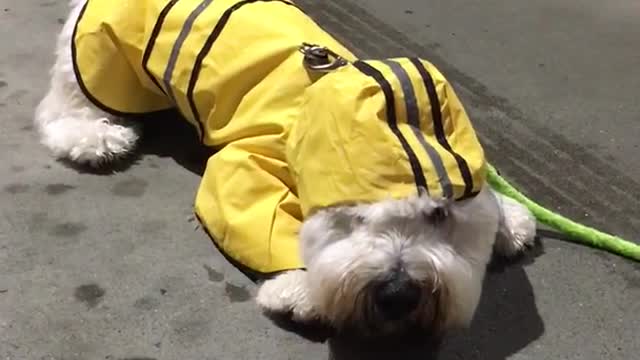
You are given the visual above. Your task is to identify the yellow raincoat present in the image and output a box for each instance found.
[73,0,486,275]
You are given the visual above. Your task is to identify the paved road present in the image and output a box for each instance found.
[1,0,638,359]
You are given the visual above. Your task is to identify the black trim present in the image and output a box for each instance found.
[142,0,181,95]
[71,0,170,117]
[185,0,297,141]
[409,58,474,198]
[194,212,305,283]
[456,190,480,201]
[353,60,428,193]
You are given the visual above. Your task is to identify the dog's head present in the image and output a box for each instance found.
[299,186,499,338]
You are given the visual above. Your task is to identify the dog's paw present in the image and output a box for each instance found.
[42,117,140,167]
[494,195,537,257]
[68,119,140,167]
[256,270,320,323]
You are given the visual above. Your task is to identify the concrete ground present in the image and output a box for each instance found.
[1,0,638,359]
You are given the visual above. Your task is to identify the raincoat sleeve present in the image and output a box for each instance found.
[194,136,305,274]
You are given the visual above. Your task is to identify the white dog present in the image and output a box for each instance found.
[35,0,536,341]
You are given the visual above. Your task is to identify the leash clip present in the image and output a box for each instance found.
[299,42,348,72]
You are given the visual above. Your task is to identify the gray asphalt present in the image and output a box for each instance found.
[1,0,638,359]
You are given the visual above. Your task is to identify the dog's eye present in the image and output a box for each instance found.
[422,206,448,225]
[352,214,366,226]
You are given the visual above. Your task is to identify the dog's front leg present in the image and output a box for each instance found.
[492,190,537,257]
[256,269,321,323]
[35,0,140,167]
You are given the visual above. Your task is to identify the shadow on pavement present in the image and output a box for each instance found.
[135,111,212,176]
[60,111,212,176]
[437,242,546,360]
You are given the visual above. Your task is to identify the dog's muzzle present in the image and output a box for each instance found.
[374,267,422,320]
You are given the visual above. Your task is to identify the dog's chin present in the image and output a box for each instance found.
[333,283,450,340]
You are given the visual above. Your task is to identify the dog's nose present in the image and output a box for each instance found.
[374,269,421,320]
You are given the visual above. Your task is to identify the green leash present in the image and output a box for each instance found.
[486,164,640,262]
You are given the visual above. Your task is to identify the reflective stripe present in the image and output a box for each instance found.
[382,59,453,198]
[353,60,428,194]
[185,0,297,141]
[162,0,215,103]
[408,58,474,198]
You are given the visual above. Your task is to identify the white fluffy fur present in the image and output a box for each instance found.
[255,270,320,322]
[493,192,538,257]
[38,0,537,338]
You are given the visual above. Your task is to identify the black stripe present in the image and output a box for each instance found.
[185,0,297,141]
[142,0,180,95]
[409,58,474,198]
[71,0,168,117]
[382,59,454,198]
[353,60,428,193]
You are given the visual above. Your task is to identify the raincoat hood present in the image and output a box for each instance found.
[288,58,487,217]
